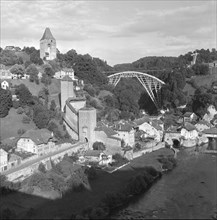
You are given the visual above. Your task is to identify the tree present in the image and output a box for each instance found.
[192,64,209,75]
[10,64,25,78]
[41,73,52,86]
[0,50,18,66]
[33,108,50,129]
[15,84,33,107]
[24,60,32,69]
[50,100,56,111]
[38,163,46,173]
[26,64,39,83]
[30,50,43,65]
[17,128,26,135]
[44,66,55,77]
[92,141,106,151]
[0,88,12,118]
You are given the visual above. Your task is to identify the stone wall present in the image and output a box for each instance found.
[5,142,89,182]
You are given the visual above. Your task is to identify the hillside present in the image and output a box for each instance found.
[184,74,217,98]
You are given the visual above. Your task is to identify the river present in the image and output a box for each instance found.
[114,146,217,219]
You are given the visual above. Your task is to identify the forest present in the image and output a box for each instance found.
[1,47,217,123]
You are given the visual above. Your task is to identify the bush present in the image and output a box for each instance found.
[38,163,46,173]
[22,115,31,124]
[13,100,20,109]
[111,153,128,167]
[92,141,106,151]
[17,128,26,135]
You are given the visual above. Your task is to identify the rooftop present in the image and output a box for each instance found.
[20,129,53,145]
[95,124,118,137]
[84,150,102,157]
[203,127,217,135]
[61,75,74,82]
[40,27,55,41]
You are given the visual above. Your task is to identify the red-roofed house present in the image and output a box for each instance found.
[17,129,56,156]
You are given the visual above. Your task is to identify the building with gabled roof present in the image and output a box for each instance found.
[112,121,135,147]
[40,27,56,61]
[17,129,56,156]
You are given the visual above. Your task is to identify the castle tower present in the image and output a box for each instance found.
[40,27,56,60]
[78,107,96,146]
[61,75,76,112]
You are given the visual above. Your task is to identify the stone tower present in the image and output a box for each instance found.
[61,75,75,112]
[40,27,56,60]
[78,107,96,145]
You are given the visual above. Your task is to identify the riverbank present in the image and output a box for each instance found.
[114,146,217,219]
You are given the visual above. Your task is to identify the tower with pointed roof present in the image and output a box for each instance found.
[40,27,56,60]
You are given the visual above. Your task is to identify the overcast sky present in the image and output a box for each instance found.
[1,0,216,66]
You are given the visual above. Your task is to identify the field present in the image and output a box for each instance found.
[0,108,36,140]
[0,148,174,219]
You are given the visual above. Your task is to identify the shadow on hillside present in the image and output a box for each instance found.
[0,168,158,219]
[1,149,174,219]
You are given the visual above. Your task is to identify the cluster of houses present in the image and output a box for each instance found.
[1,105,217,175]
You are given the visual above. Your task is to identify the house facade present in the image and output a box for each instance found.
[113,122,135,147]
[1,80,10,90]
[195,120,212,132]
[17,129,55,156]
[183,112,198,123]
[0,149,8,172]
[82,150,112,166]
[94,123,121,148]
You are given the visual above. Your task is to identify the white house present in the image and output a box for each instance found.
[0,149,8,172]
[1,80,10,90]
[54,68,75,80]
[183,112,198,123]
[134,117,163,142]
[17,129,56,156]
[82,150,112,166]
[195,120,212,132]
[94,123,122,148]
[203,105,217,123]
[112,121,135,147]
[181,122,199,147]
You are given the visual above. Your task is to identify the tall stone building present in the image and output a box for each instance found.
[40,27,56,60]
[61,75,76,112]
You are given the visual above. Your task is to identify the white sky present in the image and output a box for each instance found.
[1,0,216,66]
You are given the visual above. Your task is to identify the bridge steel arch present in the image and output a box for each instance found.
[108,71,165,109]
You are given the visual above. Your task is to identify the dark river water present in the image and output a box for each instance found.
[113,145,217,219]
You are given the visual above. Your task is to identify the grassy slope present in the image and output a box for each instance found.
[0,108,36,140]
[10,78,60,97]
[183,74,217,97]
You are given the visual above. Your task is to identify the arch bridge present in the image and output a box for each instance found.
[108,71,165,109]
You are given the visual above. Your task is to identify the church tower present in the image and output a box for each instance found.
[40,27,56,61]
